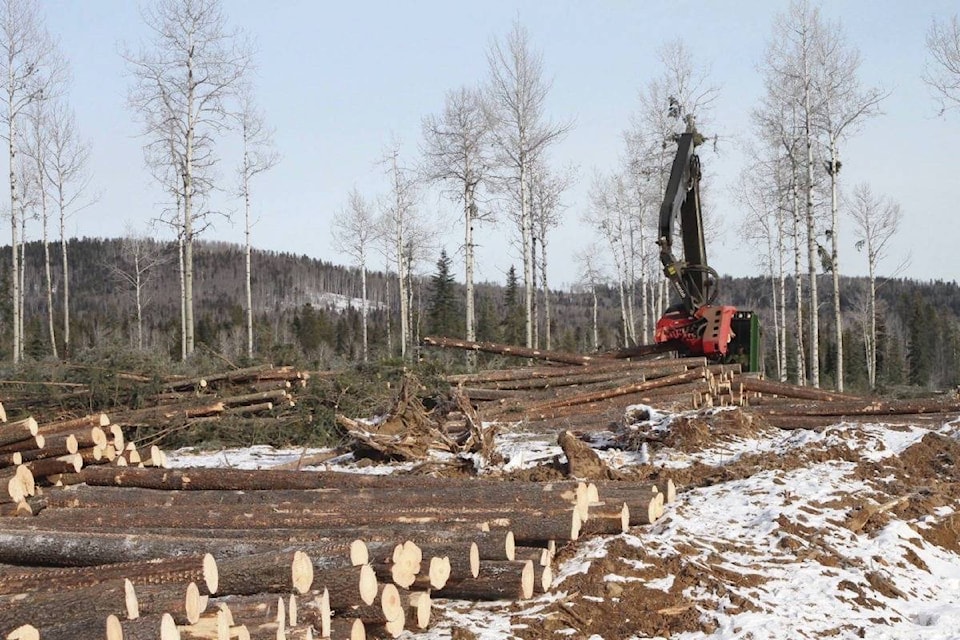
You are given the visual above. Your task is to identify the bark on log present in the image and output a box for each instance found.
[434,559,534,601]
[485,510,580,544]
[106,612,178,640]
[36,413,110,436]
[212,549,312,596]
[735,377,862,402]
[0,528,289,567]
[0,417,37,447]
[523,369,707,414]
[0,553,215,596]
[128,580,204,623]
[422,335,600,365]
[29,502,562,531]
[0,579,130,638]
[749,396,960,417]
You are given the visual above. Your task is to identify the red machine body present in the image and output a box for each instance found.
[654,305,737,359]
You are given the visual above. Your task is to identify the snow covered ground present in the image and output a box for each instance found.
[169,407,960,640]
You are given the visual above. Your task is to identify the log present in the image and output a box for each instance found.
[0,417,37,448]
[212,549,313,596]
[422,335,600,365]
[128,580,205,623]
[485,510,580,544]
[312,564,378,608]
[36,413,110,436]
[434,559,534,601]
[106,613,178,640]
[0,553,216,596]
[0,579,130,638]
[221,389,290,408]
[748,396,960,417]
[0,528,290,567]
[735,377,862,402]
[523,369,707,414]
[406,591,431,630]
[208,594,285,626]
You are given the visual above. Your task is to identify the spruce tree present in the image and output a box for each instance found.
[427,250,462,338]
[501,266,525,344]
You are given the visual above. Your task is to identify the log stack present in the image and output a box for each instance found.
[426,337,960,432]
[0,456,672,639]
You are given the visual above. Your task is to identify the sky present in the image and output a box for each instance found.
[29,0,960,290]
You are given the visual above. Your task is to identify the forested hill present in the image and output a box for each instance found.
[2,237,959,391]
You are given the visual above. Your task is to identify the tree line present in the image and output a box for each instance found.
[2,0,959,395]
[1,236,957,393]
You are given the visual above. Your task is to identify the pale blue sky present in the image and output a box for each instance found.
[36,0,960,289]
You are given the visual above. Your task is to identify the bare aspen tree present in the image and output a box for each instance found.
[575,245,606,352]
[763,0,827,386]
[236,92,278,359]
[43,100,90,359]
[530,160,573,350]
[585,171,634,347]
[849,183,902,390]
[621,127,658,344]
[379,141,424,360]
[0,0,58,363]
[486,19,569,348]
[125,0,249,358]
[23,93,56,357]
[754,92,808,383]
[924,14,960,115]
[736,151,787,381]
[813,18,886,392]
[421,86,493,362]
[332,188,378,362]
[111,226,170,350]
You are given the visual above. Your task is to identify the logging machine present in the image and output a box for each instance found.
[653,122,761,372]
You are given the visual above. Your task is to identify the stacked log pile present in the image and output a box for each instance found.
[0,459,673,639]
[426,337,960,431]
[0,412,168,511]
[0,365,310,438]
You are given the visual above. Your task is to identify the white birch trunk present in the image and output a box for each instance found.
[243,168,253,359]
[791,173,806,385]
[360,261,368,362]
[8,88,20,363]
[134,252,143,350]
[803,56,820,388]
[591,285,599,351]
[521,154,534,349]
[183,39,196,358]
[464,186,476,367]
[59,190,69,356]
[828,138,843,392]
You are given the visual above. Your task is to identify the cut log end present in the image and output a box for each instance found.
[288,594,297,626]
[408,591,432,629]
[349,539,368,566]
[106,615,122,640]
[380,583,402,622]
[160,613,180,640]
[292,549,313,594]
[505,531,515,561]
[186,581,203,624]
[428,556,451,590]
[520,559,535,600]
[470,542,480,578]
[359,564,378,606]
[124,578,139,620]
[203,553,219,595]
